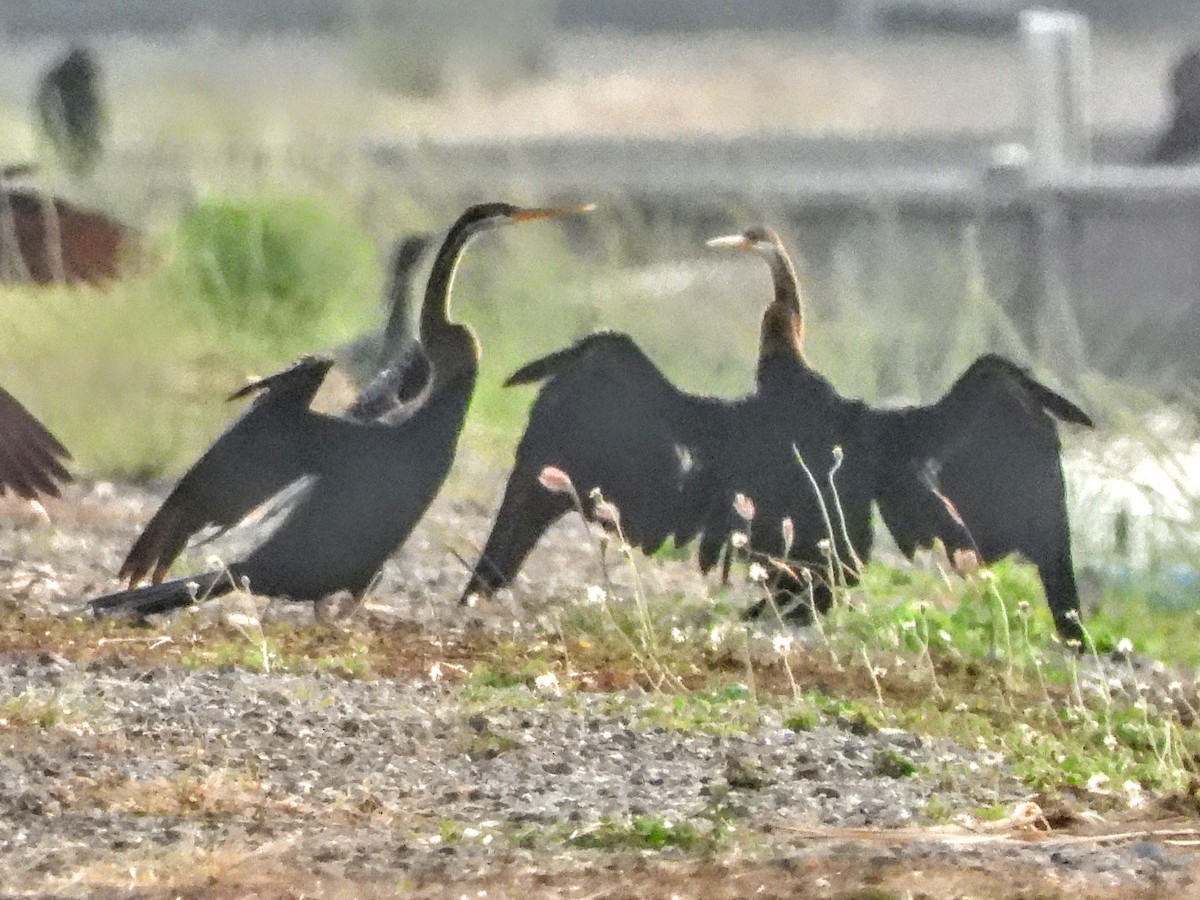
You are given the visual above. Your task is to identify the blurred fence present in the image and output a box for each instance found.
[369,10,1200,388]
[4,0,1200,35]
[371,131,1200,385]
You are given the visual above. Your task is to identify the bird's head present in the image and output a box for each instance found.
[453,201,596,240]
[705,225,785,259]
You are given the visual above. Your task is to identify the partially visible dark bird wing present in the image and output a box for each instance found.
[347,341,433,421]
[462,332,729,600]
[0,384,71,500]
[119,356,351,587]
[509,332,728,550]
[874,354,1092,640]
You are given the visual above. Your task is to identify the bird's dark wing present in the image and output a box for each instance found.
[873,354,1092,639]
[119,356,352,586]
[347,342,433,421]
[462,333,730,599]
[511,332,729,550]
[0,384,71,500]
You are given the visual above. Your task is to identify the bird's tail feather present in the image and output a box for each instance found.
[88,570,232,619]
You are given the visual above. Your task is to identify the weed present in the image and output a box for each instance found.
[784,705,821,732]
[0,691,74,729]
[570,816,708,852]
[873,748,918,779]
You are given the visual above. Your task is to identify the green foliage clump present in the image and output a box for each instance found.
[873,748,918,778]
[571,816,705,852]
[169,194,375,344]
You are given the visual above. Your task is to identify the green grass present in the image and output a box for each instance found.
[177,623,376,679]
[568,814,732,853]
[0,690,76,729]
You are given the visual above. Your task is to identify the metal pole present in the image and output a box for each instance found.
[1021,8,1092,174]
[1020,9,1092,379]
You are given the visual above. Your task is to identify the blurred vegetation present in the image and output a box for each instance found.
[347,0,558,96]
[169,194,376,345]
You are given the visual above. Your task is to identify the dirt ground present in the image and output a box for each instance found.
[0,475,1197,900]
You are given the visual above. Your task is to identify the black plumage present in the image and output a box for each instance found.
[35,47,105,177]
[1146,46,1200,164]
[89,201,590,619]
[0,385,72,500]
[462,226,1092,641]
[338,232,434,399]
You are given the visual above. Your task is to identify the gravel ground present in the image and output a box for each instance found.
[0,471,1197,898]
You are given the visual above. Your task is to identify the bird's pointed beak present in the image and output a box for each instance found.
[509,203,596,223]
[706,234,753,250]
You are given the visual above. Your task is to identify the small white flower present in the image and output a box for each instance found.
[428,662,443,683]
[534,672,561,695]
[1123,781,1146,809]
[938,630,953,644]
[1169,681,1183,694]
[733,493,756,521]
[901,620,917,632]
[772,634,794,656]
[730,531,749,549]
[671,627,686,644]
[1117,637,1134,655]
[748,562,768,583]
[1103,733,1118,752]
[1086,772,1111,793]
[585,585,607,606]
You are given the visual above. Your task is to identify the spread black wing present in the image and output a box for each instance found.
[118,356,356,586]
[873,354,1093,640]
[461,332,731,600]
[0,384,71,500]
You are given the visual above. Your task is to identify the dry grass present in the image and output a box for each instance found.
[46,838,1199,900]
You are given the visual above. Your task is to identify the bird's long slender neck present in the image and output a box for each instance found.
[379,251,422,359]
[420,221,478,342]
[765,244,802,320]
[418,220,483,392]
[756,303,806,384]
[757,243,807,376]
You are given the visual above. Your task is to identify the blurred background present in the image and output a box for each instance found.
[0,0,1199,618]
